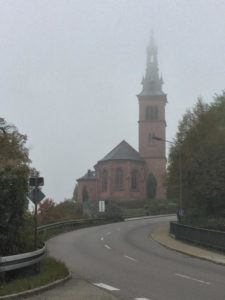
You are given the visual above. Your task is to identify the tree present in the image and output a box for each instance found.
[82,185,89,202]
[146,173,157,199]
[0,118,31,255]
[72,184,78,202]
[166,92,225,220]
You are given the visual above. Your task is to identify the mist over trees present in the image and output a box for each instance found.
[166,91,225,221]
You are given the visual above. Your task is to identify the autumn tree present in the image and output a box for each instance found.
[166,92,225,221]
[0,118,31,255]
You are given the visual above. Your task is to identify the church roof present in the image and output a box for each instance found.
[98,140,143,163]
[77,170,97,181]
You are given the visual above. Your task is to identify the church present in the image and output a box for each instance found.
[77,35,167,203]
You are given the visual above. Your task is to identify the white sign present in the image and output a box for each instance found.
[99,200,105,212]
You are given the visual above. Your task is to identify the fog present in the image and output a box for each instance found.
[1,0,225,203]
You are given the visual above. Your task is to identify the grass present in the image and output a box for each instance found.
[0,256,69,296]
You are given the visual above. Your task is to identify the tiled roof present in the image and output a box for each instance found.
[98,140,143,163]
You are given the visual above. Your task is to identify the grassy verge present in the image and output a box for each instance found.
[0,256,69,297]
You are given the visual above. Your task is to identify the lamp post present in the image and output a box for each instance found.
[153,136,183,221]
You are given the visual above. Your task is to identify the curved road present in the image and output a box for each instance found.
[48,216,225,300]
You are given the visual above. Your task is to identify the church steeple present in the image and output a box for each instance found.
[140,34,164,96]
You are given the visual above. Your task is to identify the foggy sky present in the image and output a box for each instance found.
[1,0,225,204]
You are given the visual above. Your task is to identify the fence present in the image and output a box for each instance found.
[0,244,46,273]
[170,221,225,251]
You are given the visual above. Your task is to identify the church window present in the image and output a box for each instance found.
[102,169,108,192]
[146,106,158,121]
[131,170,137,190]
[115,168,123,190]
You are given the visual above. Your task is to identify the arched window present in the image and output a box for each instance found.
[102,169,108,192]
[146,106,158,121]
[115,168,123,190]
[131,170,137,190]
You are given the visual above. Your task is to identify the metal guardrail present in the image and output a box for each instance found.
[37,218,105,232]
[0,244,46,272]
[0,218,104,273]
[170,221,225,251]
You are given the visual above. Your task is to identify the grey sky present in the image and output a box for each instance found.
[1,0,225,203]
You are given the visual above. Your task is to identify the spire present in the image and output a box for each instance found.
[139,33,164,96]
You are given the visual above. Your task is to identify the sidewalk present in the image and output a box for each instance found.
[151,224,225,265]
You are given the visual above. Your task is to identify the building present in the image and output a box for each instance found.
[77,35,167,203]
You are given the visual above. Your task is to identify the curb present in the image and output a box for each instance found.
[0,272,72,299]
[125,214,176,221]
[151,227,225,267]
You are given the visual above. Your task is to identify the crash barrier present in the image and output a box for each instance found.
[0,244,46,273]
[0,218,104,274]
[37,218,105,232]
[170,221,225,251]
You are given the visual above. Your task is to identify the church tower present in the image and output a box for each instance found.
[137,35,167,199]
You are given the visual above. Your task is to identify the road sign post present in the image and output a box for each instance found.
[28,178,45,251]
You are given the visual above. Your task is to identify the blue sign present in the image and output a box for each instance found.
[178,209,184,217]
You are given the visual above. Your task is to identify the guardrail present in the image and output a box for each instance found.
[0,244,46,273]
[37,218,105,232]
[170,221,225,251]
[0,218,105,274]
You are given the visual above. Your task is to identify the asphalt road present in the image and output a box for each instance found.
[48,216,225,300]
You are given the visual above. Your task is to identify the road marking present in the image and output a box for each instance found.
[93,283,120,291]
[124,255,137,262]
[104,244,111,250]
[106,231,111,235]
[134,298,151,300]
[101,237,104,241]
[175,273,211,285]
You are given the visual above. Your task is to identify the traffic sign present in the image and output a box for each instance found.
[178,209,184,217]
[29,177,44,187]
[28,188,45,204]
[99,200,105,212]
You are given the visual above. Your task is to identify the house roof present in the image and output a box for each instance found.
[77,170,97,181]
[98,140,143,163]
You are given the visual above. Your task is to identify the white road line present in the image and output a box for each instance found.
[93,283,120,291]
[124,255,137,262]
[175,273,211,285]
[134,298,151,300]
[101,237,104,241]
[104,244,111,250]
[106,231,111,235]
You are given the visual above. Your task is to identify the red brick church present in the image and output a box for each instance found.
[77,35,167,203]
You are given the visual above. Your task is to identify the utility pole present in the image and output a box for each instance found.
[153,136,183,222]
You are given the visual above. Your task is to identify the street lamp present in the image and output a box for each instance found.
[153,136,183,221]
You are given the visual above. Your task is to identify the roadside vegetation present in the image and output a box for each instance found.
[0,118,70,291]
[166,91,225,230]
[0,257,69,296]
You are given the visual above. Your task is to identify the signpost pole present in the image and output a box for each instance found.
[33,178,40,273]
[34,188,38,250]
